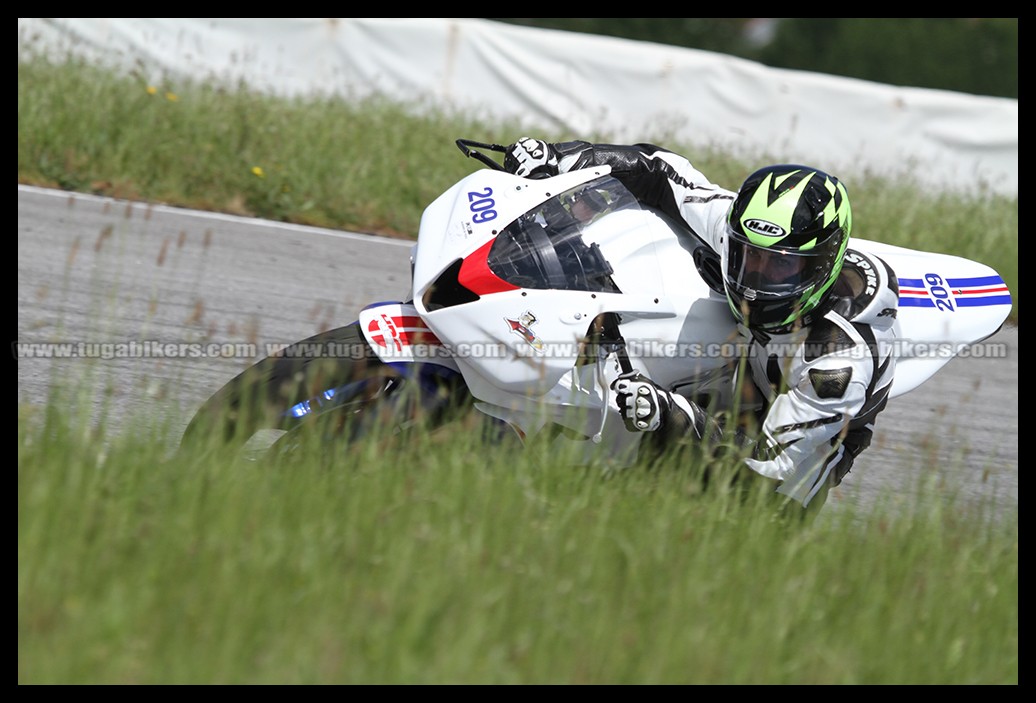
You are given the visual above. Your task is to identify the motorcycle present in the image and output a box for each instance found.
[181,140,1013,465]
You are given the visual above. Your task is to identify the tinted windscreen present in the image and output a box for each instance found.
[486,176,640,293]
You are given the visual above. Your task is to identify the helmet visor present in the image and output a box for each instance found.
[726,232,827,296]
[723,225,842,327]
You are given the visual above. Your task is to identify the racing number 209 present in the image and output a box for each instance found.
[467,188,497,223]
[924,272,955,312]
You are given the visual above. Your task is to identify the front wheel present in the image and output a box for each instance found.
[179,322,471,455]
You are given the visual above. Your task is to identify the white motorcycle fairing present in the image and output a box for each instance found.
[405,167,743,453]
[366,162,1012,462]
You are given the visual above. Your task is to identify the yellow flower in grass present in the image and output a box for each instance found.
[251,166,265,178]
[165,91,179,102]
[146,85,157,95]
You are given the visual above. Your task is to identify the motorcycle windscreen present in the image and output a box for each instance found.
[485,176,642,294]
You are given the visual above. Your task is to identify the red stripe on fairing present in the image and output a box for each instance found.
[902,285,1011,298]
[367,315,442,349]
[955,286,1010,295]
[369,330,441,348]
[457,239,519,295]
[391,316,427,328]
[398,329,442,345]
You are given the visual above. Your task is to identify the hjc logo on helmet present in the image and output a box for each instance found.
[743,219,786,237]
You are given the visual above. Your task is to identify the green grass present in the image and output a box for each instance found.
[18,42,1019,684]
[18,399,1019,684]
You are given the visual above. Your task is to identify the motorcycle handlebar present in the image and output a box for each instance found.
[456,139,508,171]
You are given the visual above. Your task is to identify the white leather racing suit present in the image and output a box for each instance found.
[541,140,900,507]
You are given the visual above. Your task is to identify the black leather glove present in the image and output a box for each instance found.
[612,371,680,432]
[611,371,714,439]
[504,137,559,178]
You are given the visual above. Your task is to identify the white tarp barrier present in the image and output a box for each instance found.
[18,17,1017,195]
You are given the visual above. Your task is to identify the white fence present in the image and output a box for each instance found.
[18,17,1018,196]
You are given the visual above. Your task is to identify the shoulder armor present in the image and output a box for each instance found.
[804,318,856,362]
[830,249,899,329]
[808,366,853,399]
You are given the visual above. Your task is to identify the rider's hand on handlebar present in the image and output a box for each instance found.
[612,371,715,440]
[612,372,675,432]
[504,137,559,178]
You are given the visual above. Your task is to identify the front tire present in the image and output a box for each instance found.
[180,323,469,454]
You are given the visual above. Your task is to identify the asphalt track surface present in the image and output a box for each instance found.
[17,185,1018,521]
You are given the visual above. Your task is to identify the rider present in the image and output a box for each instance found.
[503,138,900,512]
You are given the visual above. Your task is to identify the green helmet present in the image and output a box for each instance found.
[722,164,852,333]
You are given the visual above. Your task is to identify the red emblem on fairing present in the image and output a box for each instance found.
[505,311,544,351]
[367,314,441,350]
